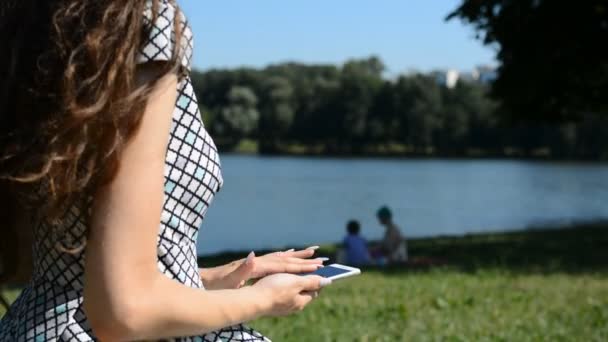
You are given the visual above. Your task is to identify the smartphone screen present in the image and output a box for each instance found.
[303,265,354,278]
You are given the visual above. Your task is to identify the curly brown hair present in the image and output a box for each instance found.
[0,0,184,242]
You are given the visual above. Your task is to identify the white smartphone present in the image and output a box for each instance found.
[303,263,361,281]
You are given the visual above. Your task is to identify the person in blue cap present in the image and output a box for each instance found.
[375,206,408,263]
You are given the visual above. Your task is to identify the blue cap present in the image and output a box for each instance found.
[377,206,392,220]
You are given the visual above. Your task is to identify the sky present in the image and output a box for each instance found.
[179,0,496,75]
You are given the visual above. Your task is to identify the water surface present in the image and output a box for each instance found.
[197,156,608,255]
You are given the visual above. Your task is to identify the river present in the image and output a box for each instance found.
[197,156,608,255]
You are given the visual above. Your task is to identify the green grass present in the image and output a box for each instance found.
[221,224,608,341]
[232,139,259,154]
[252,270,608,341]
[2,224,608,341]
[0,290,20,318]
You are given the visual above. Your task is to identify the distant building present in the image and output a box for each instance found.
[434,69,460,89]
[404,65,497,88]
[474,65,498,84]
[458,71,478,83]
[437,65,498,87]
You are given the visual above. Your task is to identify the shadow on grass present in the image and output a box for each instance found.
[198,223,608,276]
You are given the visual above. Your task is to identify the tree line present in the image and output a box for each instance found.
[190,56,608,159]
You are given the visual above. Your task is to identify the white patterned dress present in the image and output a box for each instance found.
[0,1,270,341]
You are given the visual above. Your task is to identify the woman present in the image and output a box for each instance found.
[0,1,330,341]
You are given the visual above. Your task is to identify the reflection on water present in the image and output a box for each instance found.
[197,156,608,255]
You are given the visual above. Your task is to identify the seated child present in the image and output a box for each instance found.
[375,206,408,264]
[342,220,371,266]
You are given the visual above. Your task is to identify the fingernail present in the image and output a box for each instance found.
[320,278,332,287]
[245,251,255,265]
[286,249,295,252]
[317,257,330,262]
[316,264,325,269]
[307,246,320,250]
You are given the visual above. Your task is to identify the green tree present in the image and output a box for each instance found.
[213,86,259,148]
[291,74,341,144]
[392,75,443,151]
[258,76,295,153]
[332,57,385,152]
[368,81,400,143]
[438,81,498,153]
[448,0,608,120]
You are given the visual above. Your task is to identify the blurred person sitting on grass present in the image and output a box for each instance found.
[342,220,372,266]
[373,206,408,264]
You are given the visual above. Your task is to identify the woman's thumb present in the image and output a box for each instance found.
[302,275,332,291]
[230,251,256,288]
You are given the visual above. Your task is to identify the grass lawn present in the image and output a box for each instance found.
[216,224,608,341]
[252,270,608,341]
[2,224,607,341]
[0,290,20,317]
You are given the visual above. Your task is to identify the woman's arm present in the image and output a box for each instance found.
[83,66,326,341]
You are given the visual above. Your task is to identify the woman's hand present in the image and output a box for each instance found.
[201,247,326,290]
[249,248,326,279]
[252,273,331,317]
